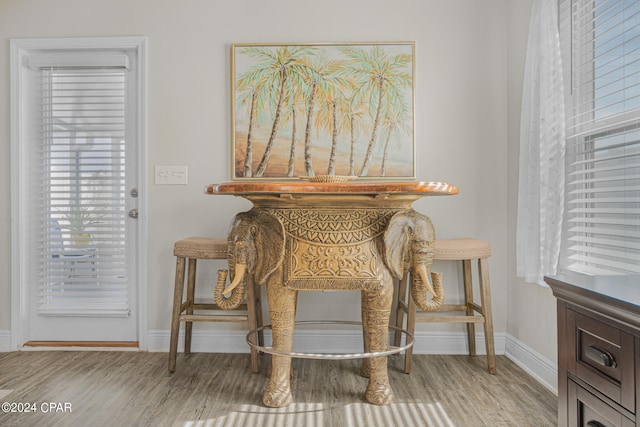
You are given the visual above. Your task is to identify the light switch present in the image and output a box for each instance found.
[155,165,188,185]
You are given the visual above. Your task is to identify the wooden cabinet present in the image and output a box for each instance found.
[545,273,640,427]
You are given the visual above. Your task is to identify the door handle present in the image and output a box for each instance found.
[128,209,139,219]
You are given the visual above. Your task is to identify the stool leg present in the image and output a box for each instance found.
[360,291,370,376]
[169,256,186,373]
[462,259,476,357]
[394,273,409,348]
[184,258,197,355]
[256,286,264,347]
[404,273,416,374]
[245,274,260,373]
[479,258,496,374]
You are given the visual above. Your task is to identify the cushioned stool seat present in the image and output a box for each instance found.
[394,238,496,374]
[168,237,263,373]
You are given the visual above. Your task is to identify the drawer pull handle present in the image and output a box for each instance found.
[587,421,605,427]
[585,345,616,368]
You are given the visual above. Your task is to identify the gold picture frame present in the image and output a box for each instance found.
[231,42,416,180]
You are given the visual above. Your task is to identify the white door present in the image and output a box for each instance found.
[12,38,146,344]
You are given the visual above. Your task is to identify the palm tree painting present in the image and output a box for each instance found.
[232,42,415,180]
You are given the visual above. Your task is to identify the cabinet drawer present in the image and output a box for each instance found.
[569,311,635,412]
[568,380,635,427]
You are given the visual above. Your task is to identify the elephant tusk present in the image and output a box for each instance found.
[415,263,436,297]
[223,263,246,294]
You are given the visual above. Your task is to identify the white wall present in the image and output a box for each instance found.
[506,0,559,372]
[0,0,554,377]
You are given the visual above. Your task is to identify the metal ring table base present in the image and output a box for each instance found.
[246,320,414,360]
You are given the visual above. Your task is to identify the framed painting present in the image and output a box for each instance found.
[231,42,415,180]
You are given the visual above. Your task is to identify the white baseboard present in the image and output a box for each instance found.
[147,329,254,353]
[1,328,557,394]
[411,331,506,355]
[0,331,11,352]
[504,333,558,394]
[146,328,508,355]
[147,329,557,394]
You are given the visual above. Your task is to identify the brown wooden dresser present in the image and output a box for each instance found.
[545,273,640,427]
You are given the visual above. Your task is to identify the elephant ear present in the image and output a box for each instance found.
[251,211,285,285]
[383,211,414,279]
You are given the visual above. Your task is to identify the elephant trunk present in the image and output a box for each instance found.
[213,240,249,310]
[411,264,444,312]
[214,269,246,310]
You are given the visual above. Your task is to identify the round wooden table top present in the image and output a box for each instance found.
[205,180,459,196]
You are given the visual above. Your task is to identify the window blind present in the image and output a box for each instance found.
[37,67,130,316]
[560,0,640,275]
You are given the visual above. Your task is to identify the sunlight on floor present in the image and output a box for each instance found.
[0,390,13,400]
[181,403,325,427]
[180,401,454,427]
[344,402,455,427]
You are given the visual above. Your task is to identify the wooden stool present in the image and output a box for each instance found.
[168,237,263,373]
[394,238,496,374]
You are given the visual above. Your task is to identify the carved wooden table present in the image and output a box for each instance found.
[205,181,458,407]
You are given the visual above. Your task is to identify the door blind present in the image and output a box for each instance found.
[37,67,130,316]
[560,0,640,274]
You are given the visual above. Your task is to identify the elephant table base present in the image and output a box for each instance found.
[206,181,458,407]
[246,320,415,403]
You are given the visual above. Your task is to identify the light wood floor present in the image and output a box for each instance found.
[0,351,557,426]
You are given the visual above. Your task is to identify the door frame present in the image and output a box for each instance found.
[10,36,149,350]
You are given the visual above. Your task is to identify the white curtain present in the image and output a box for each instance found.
[516,0,566,286]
